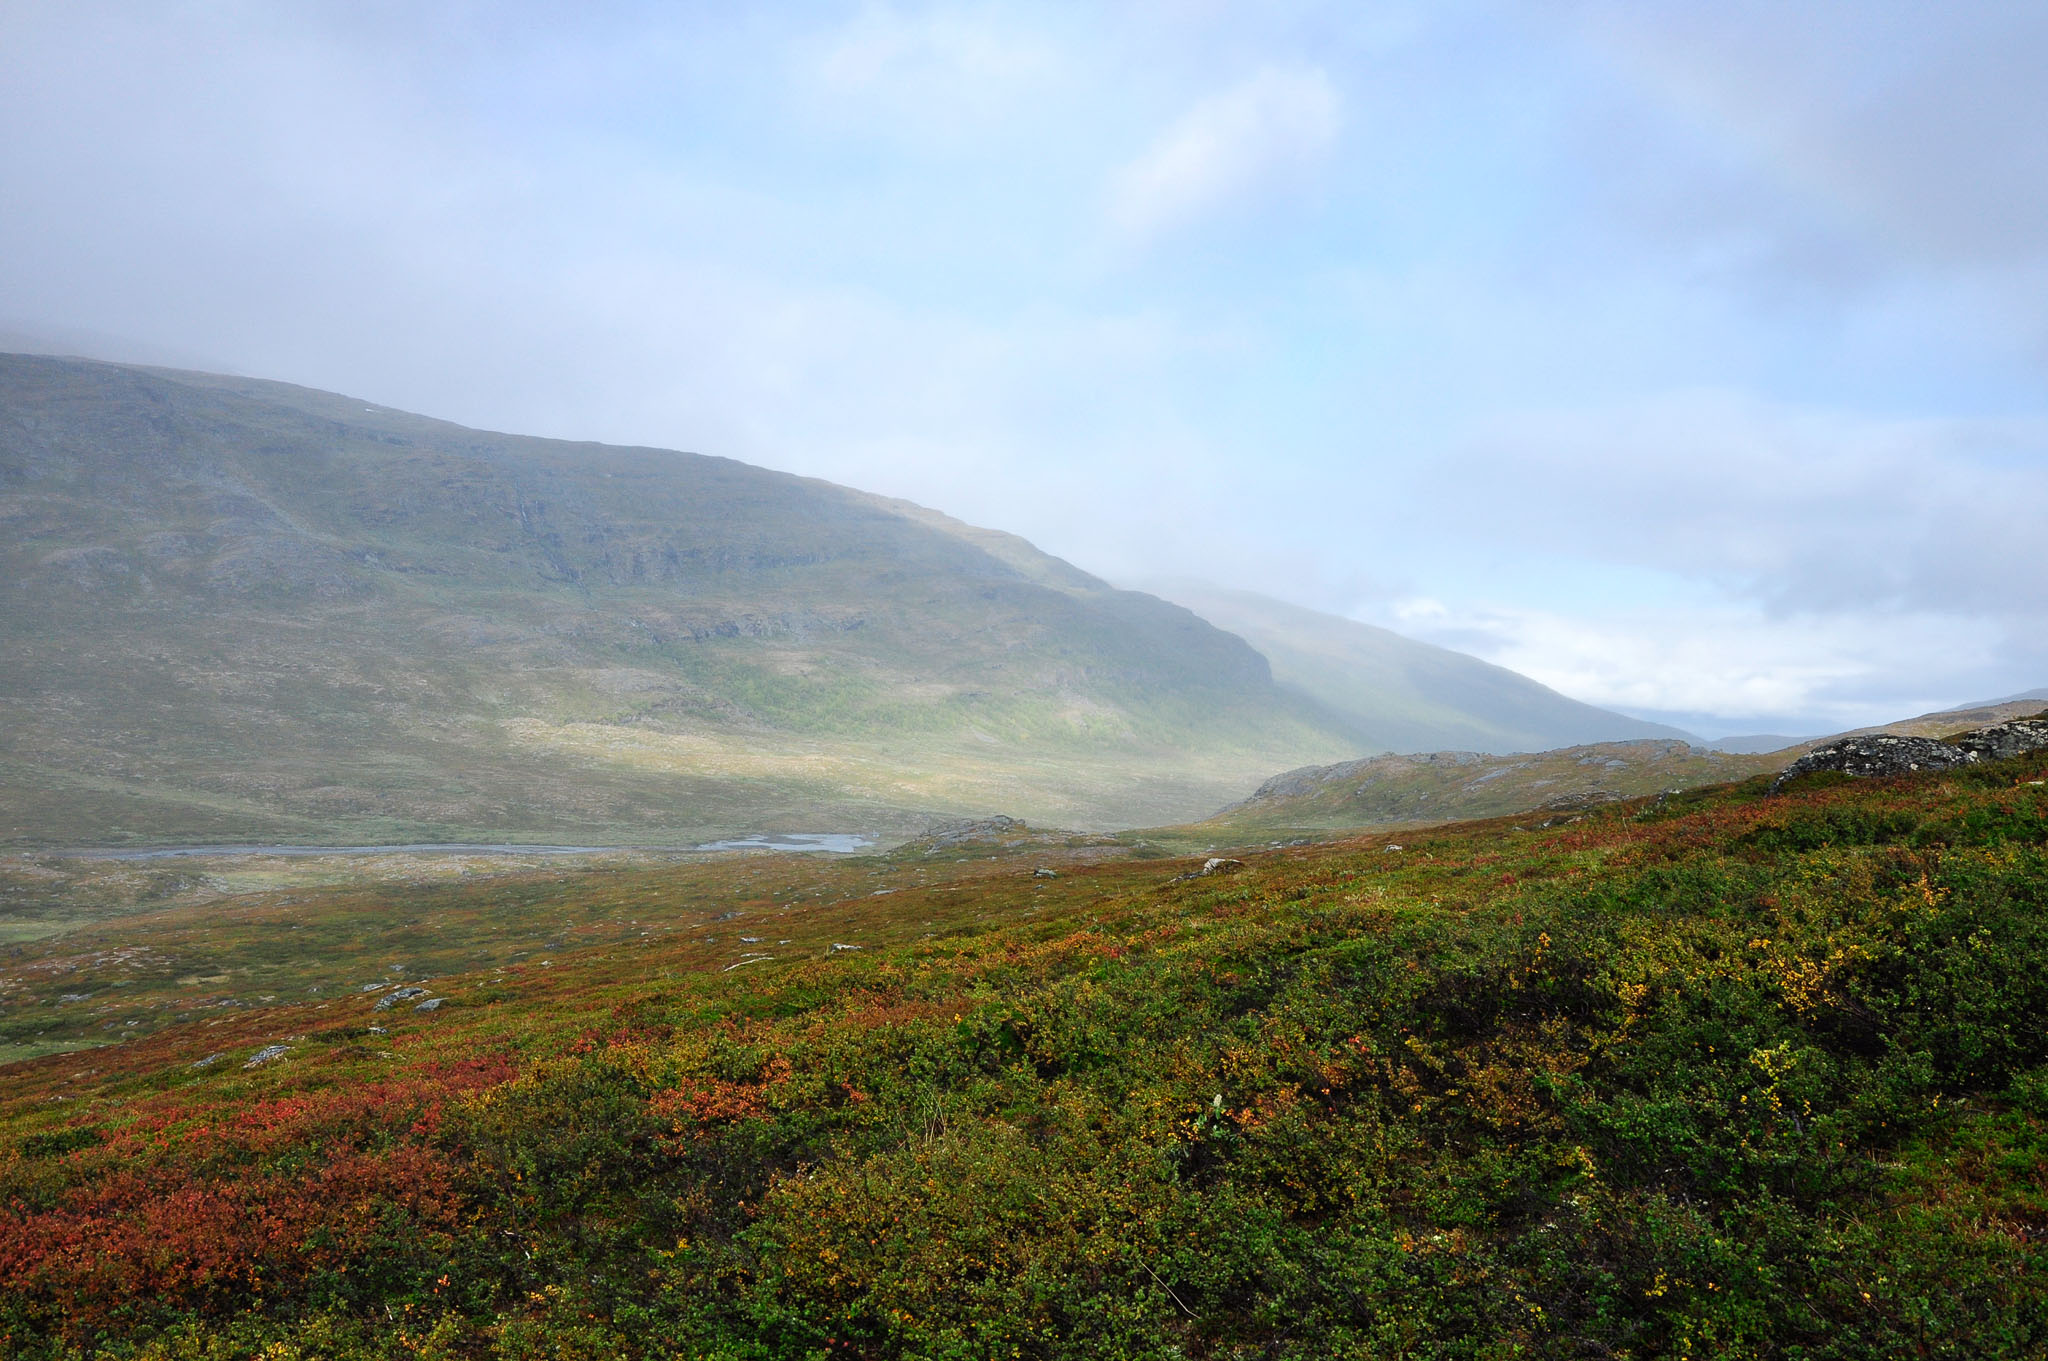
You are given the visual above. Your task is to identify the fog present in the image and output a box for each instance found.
[5,1,2045,734]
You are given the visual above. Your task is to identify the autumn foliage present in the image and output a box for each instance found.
[3,757,2046,1357]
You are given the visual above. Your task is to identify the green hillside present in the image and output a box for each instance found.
[1151,583,1694,754]
[0,354,1366,847]
[1194,740,1786,840]
[2,735,2044,1357]
[1188,699,2048,844]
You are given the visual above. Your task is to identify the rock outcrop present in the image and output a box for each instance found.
[1771,719,2048,793]
[1954,718,2048,762]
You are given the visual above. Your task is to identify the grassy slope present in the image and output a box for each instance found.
[2,752,2044,1357]
[1151,583,1695,754]
[1186,702,2048,844]
[1192,740,1787,840]
[0,355,1361,847]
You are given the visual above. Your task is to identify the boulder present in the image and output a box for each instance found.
[1770,719,2048,793]
[1954,718,2048,762]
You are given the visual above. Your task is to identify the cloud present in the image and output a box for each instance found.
[1435,390,2048,618]
[1583,1,2048,266]
[790,2,1080,156]
[4,2,2046,730]
[1109,66,1340,242]
[1381,389,2048,726]
[1386,594,2001,733]
[1572,0,2048,362]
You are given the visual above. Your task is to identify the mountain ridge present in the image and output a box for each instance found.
[2,352,1357,846]
[1145,581,1695,755]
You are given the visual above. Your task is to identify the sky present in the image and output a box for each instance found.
[4,0,2047,737]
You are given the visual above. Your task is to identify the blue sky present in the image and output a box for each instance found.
[5,1,2047,735]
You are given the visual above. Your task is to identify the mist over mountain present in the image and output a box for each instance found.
[1148,583,1695,756]
[2,354,1374,846]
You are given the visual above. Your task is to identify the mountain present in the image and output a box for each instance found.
[1146,582,1695,754]
[1698,733,1810,754]
[1866,694,2048,736]
[0,354,1367,847]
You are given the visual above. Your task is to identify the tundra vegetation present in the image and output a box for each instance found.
[2,750,2045,1359]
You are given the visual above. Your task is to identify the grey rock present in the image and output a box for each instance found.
[413,997,442,1012]
[189,1052,224,1069]
[918,815,1024,853]
[1954,718,2048,762]
[1770,720,2048,793]
[374,985,429,1010]
[1032,867,1058,879]
[1538,790,1621,812]
[243,1044,289,1069]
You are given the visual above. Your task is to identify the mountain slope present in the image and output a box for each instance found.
[1191,695,2048,839]
[1194,740,1784,837]
[0,354,1364,846]
[1148,583,1693,755]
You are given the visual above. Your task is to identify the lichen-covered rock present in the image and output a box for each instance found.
[1770,720,2048,792]
[374,985,429,1011]
[242,1044,289,1070]
[1954,718,2048,762]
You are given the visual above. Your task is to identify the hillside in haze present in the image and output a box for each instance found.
[1151,582,1693,754]
[0,354,1372,846]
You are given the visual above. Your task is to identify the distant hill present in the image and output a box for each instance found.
[0,354,1368,846]
[1193,740,1784,838]
[1188,692,2048,840]
[1147,582,1695,754]
[1697,734,1810,754]
[1846,695,2048,739]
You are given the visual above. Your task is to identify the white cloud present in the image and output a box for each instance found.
[1436,390,2048,618]
[1385,595,2000,734]
[1379,389,2048,727]
[1109,66,1341,242]
[802,3,1065,145]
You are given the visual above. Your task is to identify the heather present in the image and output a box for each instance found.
[3,755,2045,1358]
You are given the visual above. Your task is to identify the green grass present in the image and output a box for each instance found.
[2,749,2044,1357]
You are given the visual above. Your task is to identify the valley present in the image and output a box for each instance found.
[5,350,2045,1359]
